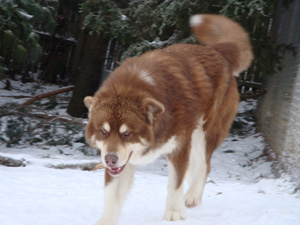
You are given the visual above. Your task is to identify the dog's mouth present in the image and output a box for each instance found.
[107,152,132,177]
[107,164,126,177]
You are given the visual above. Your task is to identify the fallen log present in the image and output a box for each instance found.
[0,156,27,167]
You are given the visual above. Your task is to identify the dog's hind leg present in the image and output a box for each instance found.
[184,121,207,208]
[95,164,134,225]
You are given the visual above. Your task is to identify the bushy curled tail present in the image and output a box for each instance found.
[190,14,253,76]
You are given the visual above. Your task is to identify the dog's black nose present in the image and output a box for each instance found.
[105,154,118,167]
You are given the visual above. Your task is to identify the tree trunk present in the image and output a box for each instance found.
[67,30,109,118]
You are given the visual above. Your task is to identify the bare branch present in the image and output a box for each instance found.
[22,85,74,106]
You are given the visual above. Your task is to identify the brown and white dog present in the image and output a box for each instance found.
[84,14,253,225]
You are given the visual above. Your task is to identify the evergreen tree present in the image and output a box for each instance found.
[0,0,58,78]
[79,0,293,76]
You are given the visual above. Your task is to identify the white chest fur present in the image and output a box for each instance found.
[129,136,177,166]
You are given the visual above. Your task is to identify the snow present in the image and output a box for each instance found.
[1,166,299,225]
[0,79,71,107]
[0,81,300,225]
[17,10,33,20]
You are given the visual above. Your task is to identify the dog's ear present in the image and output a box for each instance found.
[84,96,95,110]
[142,98,165,124]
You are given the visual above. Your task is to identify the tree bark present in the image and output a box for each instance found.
[67,30,109,118]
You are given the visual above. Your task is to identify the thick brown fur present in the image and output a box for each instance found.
[191,14,253,75]
[84,14,253,224]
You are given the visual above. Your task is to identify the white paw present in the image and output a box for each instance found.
[95,217,116,225]
[164,209,186,221]
[184,189,202,208]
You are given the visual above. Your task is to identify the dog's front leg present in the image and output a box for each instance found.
[95,164,134,225]
[164,157,187,221]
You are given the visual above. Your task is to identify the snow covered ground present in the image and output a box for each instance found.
[1,165,299,225]
[0,80,300,225]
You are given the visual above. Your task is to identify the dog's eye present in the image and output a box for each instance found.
[124,131,131,136]
[122,131,132,138]
[100,130,108,136]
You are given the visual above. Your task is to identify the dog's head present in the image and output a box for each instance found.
[84,95,164,177]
